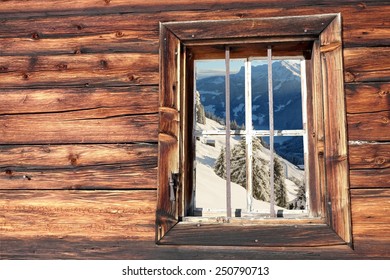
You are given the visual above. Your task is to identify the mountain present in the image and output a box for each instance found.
[196,60,304,165]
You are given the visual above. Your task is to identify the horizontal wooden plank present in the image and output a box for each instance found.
[0,53,158,87]
[0,190,156,239]
[0,5,388,52]
[0,144,157,189]
[0,32,158,56]
[0,238,365,259]
[0,86,158,115]
[0,0,381,17]
[345,83,390,114]
[349,143,390,169]
[159,223,346,247]
[344,47,390,83]
[351,189,390,255]
[347,111,390,141]
[350,169,390,188]
[0,112,158,144]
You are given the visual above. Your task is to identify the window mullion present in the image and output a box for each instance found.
[225,46,232,218]
[245,59,253,213]
[267,46,276,218]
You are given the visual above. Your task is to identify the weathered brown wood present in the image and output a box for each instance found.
[350,169,390,188]
[0,87,158,115]
[345,83,390,114]
[0,0,384,18]
[320,14,351,243]
[0,190,156,239]
[0,112,158,144]
[351,189,390,256]
[344,47,390,83]
[159,223,346,247]
[0,5,388,52]
[1,238,368,259]
[0,144,157,190]
[349,143,390,169]
[347,111,390,141]
[157,25,180,240]
[306,40,326,217]
[0,53,158,88]
[0,32,158,56]
[165,14,335,42]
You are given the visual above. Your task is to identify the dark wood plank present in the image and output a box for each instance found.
[0,87,158,115]
[349,143,390,169]
[0,0,383,18]
[344,47,390,83]
[159,223,346,247]
[351,189,390,255]
[347,111,390,141]
[0,32,158,56]
[0,238,367,260]
[165,14,335,41]
[350,169,390,188]
[345,83,390,114]
[157,26,180,240]
[320,15,351,243]
[0,190,156,239]
[0,144,157,190]
[0,53,158,88]
[0,112,158,144]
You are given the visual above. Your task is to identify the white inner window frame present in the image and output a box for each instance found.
[191,46,309,220]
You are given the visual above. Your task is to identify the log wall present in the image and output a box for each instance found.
[0,0,389,259]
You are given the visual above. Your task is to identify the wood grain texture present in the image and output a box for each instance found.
[345,83,390,114]
[347,111,390,141]
[159,223,346,247]
[0,0,382,16]
[157,26,180,240]
[0,144,157,190]
[344,47,390,83]
[0,86,158,115]
[349,143,390,169]
[350,169,390,188]
[0,238,368,260]
[0,53,158,88]
[351,189,390,256]
[0,190,156,239]
[0,112,158,144]
[320,15,351,243]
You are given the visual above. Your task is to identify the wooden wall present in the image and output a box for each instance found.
[0,0,389,259]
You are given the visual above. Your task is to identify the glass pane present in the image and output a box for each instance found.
[251,59,269,130]
[195,135,226,214]
[229,59,246,131]
[272,59,303,130]
[273,136,306,210]
[195,60,226,132]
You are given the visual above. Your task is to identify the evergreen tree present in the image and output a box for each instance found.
[288,179,306,210]
[273,157,287,207]
[214,146,226,179]
[195,91,206,124]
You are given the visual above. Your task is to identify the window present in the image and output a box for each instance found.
[192,55,308,220]
[157,14,352,247]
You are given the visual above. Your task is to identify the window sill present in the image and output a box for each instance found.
[157,223,347,247]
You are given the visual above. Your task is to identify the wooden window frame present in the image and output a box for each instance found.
[157,14,352,247]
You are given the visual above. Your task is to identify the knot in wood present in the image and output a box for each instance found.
[382,117,389,124]
[68,153,80,166]
[104,0,111,4]
[378,90,389,97]
[345,72,355,83]
[128,74,141,82]
[74,48,82,55]
[31,32,40,40]
[75,24,83,31]
[5,169,13,176]
[115,31,124,38]
[56,63,68,70]
[22,73,29,80]
[99,60,108,69]
[374,157,386,165]
[0,65,8,72]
